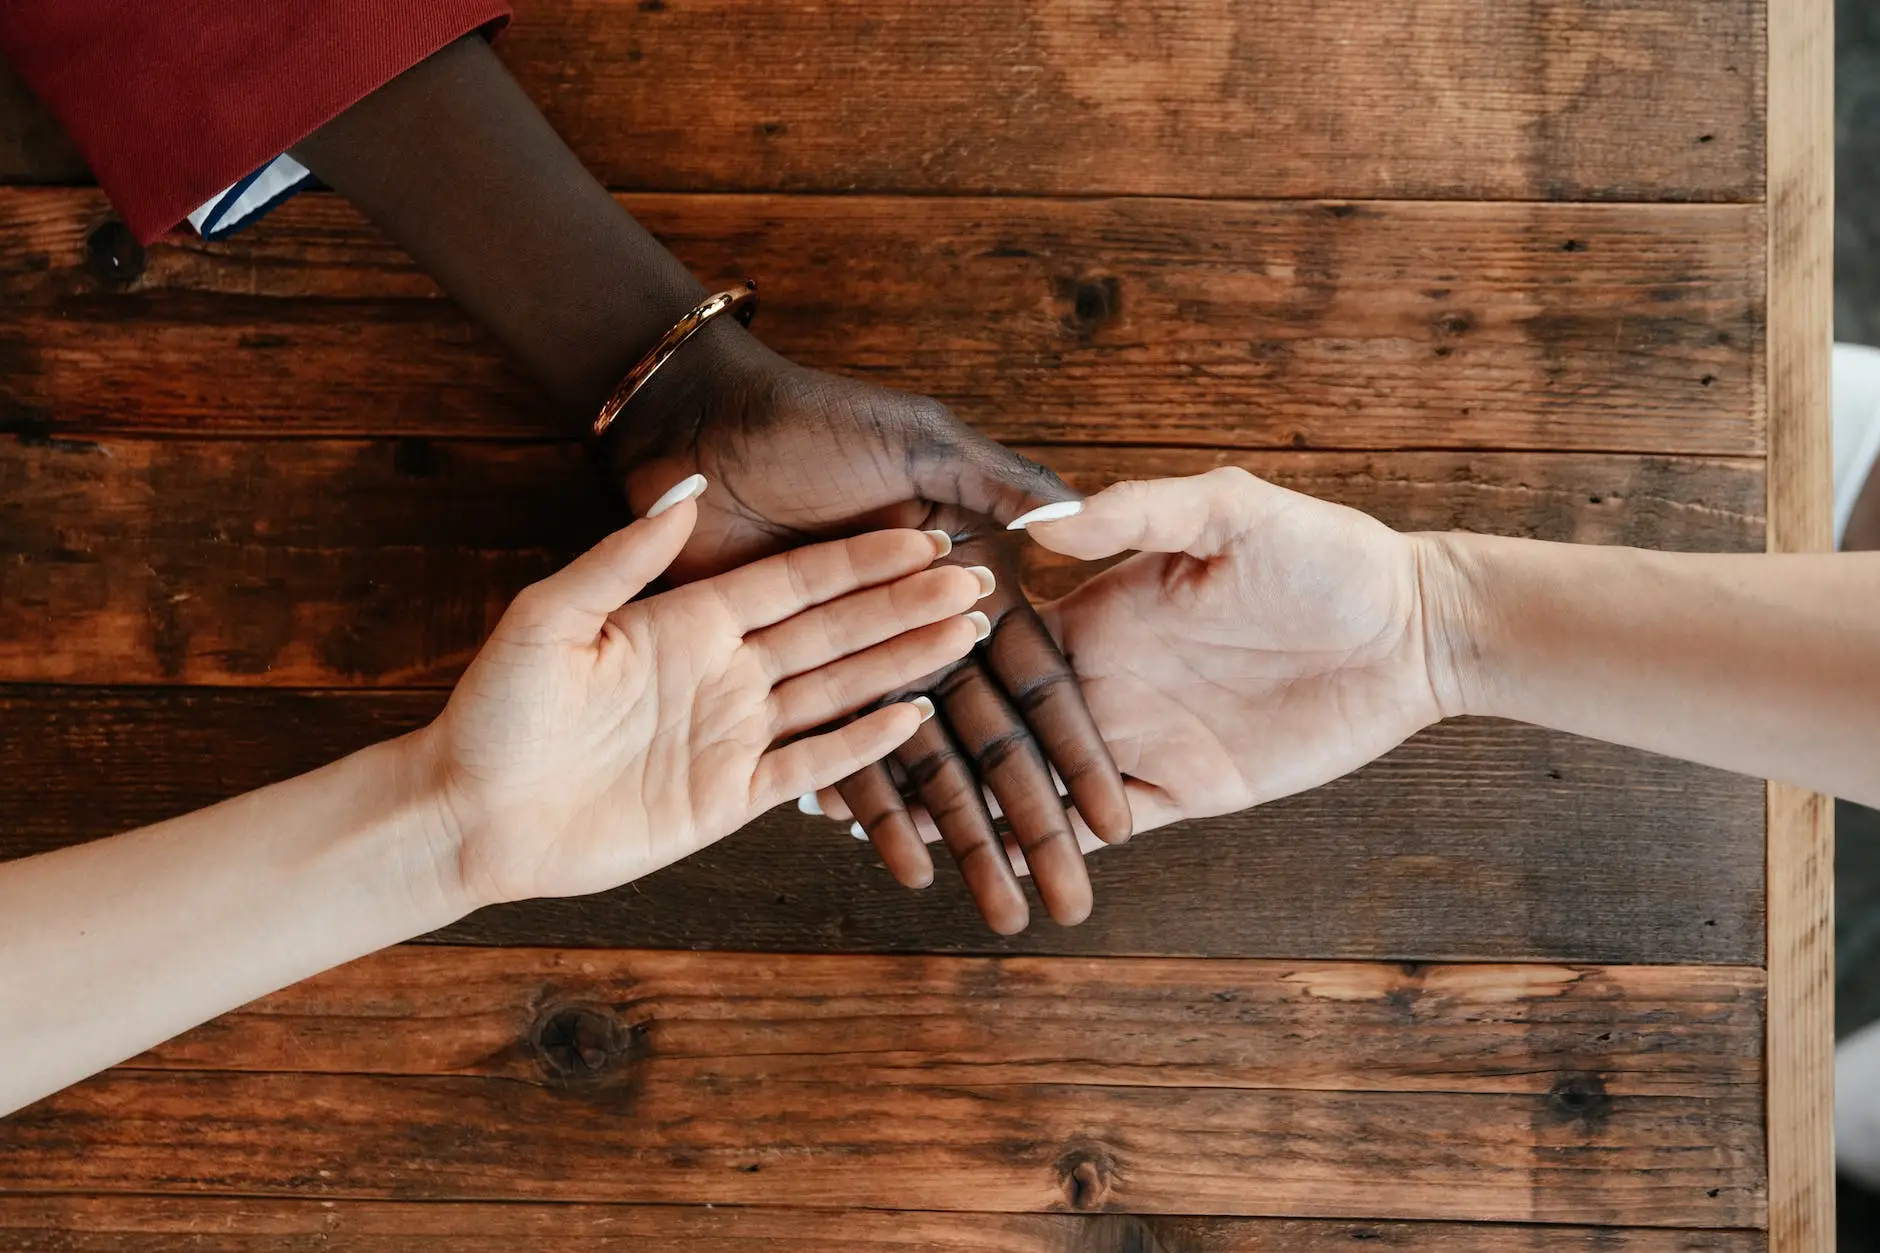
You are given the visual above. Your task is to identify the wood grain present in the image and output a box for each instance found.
[1764,0,1837,1246]
[0,2,1766,202]
[0,190,1764,453]
[0,436,610,685]
[0,687,1765,964]
[0,948,1766,1226]
[0,1199,1769,1253]
[494,0,1763,202]
[0,438,1766,686]
[131,947,1765,1097]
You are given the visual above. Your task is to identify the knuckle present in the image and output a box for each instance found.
[902,747,960,795]
[1016,824,1072,855]
[1205,465,1258,493]
[1008,668,1080,718]
[954,837,1013,876]
[973,728,1036,777]
[1105,477,1154,507]
[856,804,908,832]
[933,666,979,703]
[930,791,995,832]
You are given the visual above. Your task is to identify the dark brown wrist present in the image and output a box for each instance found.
[600,315,785,470]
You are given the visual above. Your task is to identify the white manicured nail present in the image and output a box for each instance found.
[922,529,953,557]
[910,696,936,722]
[646,473,708,518]
[850,821,869,841]
[797,792,823,816]
[966,610,992,642]
[1006,500,1084,530]
[964,566,996,598]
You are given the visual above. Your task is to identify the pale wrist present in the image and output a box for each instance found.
[1410,531,1501,721]
[376,728,486,923]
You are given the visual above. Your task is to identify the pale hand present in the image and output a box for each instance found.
[423,479,985,907]
[1030,467,1451,835]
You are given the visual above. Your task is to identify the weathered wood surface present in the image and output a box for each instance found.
[0,436,609,686]
[0,687,1765,964]
[0,948,1766,1227]
[498,0,1764,202]
[0,2,1764,203]
[130,948,1765,1095]
[0,438,1764,686]
[1763,0,1838,1244]
[0,1197,1769,1252]
[0,190,1764,453]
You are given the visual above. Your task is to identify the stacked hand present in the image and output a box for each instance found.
[611,324,1132,933]
[818,467,1454,873]
[427,477,989,909]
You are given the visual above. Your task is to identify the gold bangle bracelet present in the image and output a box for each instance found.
[592,280,758,440]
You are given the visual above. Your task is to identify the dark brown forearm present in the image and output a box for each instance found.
[290,34,721,417]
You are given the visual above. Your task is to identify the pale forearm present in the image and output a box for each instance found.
[1429,535,1880,805]
[0,733,468,1116]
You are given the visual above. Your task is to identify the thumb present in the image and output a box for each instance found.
[525,474,705,629]
[1021,466,1264,561]
[912,423,1082,527]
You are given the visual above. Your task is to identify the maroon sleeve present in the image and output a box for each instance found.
[0,0,512,243]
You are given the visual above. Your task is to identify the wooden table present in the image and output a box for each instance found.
[0,0,1834,1247]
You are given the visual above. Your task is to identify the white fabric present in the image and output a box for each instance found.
[1833,342,1880,548]
[185,154,313,240]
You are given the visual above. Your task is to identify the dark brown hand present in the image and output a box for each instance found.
[614,328,1132,932]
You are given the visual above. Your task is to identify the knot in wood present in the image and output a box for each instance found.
[1055,1142,1119,1211]
[531,1003,634,1083]
[85,220,145,285]
[1059,275,1121,332]
[1546,1072,1613,1125]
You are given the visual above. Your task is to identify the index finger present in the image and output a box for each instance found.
[708,529,954,632]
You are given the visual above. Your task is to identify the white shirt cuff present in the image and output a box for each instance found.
[186,154,316,240]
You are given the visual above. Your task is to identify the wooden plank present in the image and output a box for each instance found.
[0,1197,1770,1252]
[0,436,610,686]
[0,948,1766,1226]
[132,947,1765,1097]
[1763,0,1837,1247]
[497,0,1764,203]
[0,439,1766,686]
[0,190,1765,454]
[0,688,1766,964]
[0,2,1766,203]
[0,60,87,185]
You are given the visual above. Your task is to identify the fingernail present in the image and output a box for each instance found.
[910,695,936,723]
[964,566,996,598]
[966,610,992,642]
[1006,500,1083,530]
[850,821,869,841]
[797,792,823,816]
[646,473,708,518]
[922,529,953,557]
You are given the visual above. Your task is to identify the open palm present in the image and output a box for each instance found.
[429,485,983,907]
[1037,468,1448,833]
